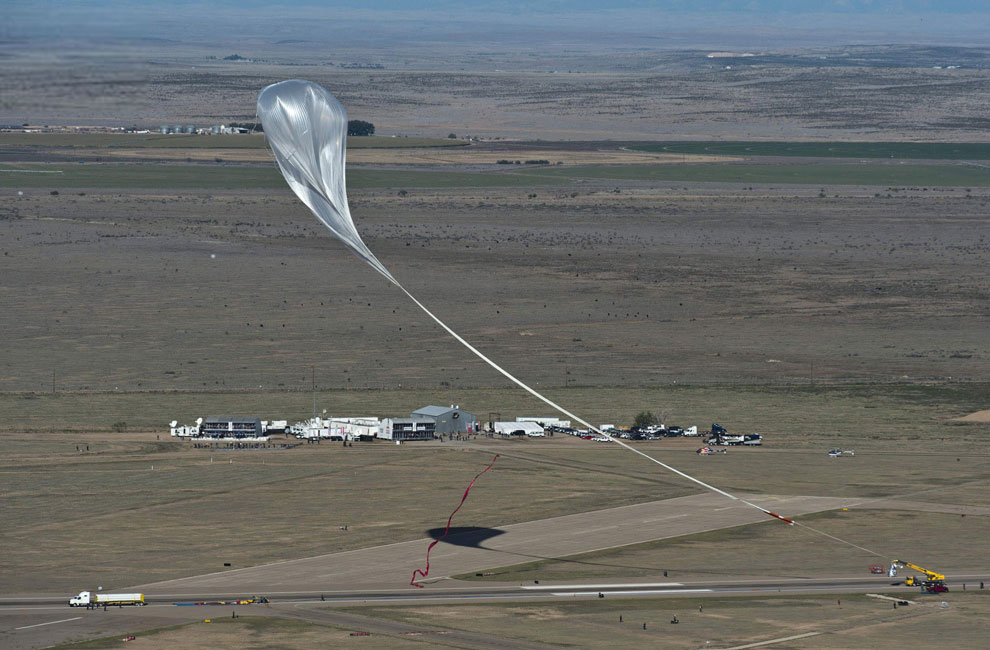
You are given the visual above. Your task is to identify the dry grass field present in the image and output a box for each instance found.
[3,179,990,395]
[51,617,421,650]
[4,42,990,142]
[347,593,990,650]
[2,395,987,593]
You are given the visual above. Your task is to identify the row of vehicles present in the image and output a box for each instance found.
[706,423,763,446]
[547,422,762,446]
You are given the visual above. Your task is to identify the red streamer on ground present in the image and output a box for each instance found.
[410,454,500,588]
[766,511,795,525]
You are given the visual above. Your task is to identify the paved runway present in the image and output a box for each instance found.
[134,492,847,595]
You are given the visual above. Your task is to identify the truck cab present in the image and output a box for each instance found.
[69,591,92,606]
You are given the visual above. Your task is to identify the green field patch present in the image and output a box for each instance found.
[523,162,990,186]
[0,163,566,189]
[0,133,467,149]
[629,141,990,160]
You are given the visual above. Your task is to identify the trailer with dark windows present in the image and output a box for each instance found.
[200,417,264,439]
[379,417,436,441]
[411,405,477,434]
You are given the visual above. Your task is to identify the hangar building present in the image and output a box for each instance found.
[411,405,477,434]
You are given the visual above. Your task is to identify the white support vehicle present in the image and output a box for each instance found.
[169,418,202,437]
[493,421,545,437]
[262,420,288,435]
[69,591,145,607]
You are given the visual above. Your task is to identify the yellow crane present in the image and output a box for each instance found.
[894,560,948,593]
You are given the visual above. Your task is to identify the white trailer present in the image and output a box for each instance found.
[494,421,545,437]
[330,417,380,439]
[69,591,145,607]
[294,417,331,439]
[516,417,570,429]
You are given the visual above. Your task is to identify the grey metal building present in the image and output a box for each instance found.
[411,405,477,435]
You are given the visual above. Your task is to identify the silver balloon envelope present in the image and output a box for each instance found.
[257,80,394,283]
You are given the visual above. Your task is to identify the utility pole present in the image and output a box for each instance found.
[312,366,316,419]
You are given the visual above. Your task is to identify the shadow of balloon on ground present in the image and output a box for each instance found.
[423,526,812,580]
[425,526,506,548]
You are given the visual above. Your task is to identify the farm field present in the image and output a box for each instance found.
[0,133,464,149]
[522,161,990,187]
[0,164,567,189]
[7,158,990,190]
[629,141,990,160]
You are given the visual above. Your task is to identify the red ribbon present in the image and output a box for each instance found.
[410,454,500,588]
[766,510,795,525]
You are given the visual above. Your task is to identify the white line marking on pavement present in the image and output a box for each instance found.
[523,583,682,590]
[552,589,712,596]
[15,616,82,630]
[722,631,822,649]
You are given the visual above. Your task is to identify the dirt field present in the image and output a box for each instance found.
[3,178,990,394]
[42,593,990,650]
[4,42,990,142]
[2,407,988,593]
[51,617,424,650]
[953,409,990,422]
[347,593,990,650]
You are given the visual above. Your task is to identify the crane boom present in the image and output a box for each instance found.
[893,560,945,581]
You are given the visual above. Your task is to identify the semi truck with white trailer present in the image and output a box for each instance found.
[69,591,146,607]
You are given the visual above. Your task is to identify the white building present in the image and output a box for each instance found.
[494,421,545,437]
[379,418,435,441]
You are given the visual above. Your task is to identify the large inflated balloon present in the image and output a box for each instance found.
[257,79,395,283]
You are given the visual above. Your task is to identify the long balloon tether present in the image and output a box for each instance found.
[395,283,787,521]
[395,280,890,560]
[256,79,888,562]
